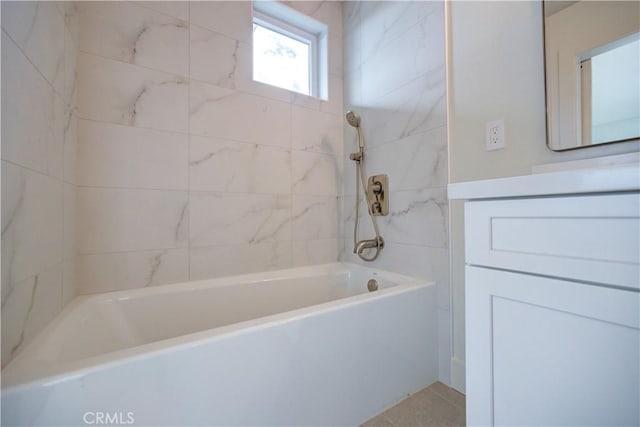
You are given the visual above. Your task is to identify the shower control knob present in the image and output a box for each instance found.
[366,175,389,217]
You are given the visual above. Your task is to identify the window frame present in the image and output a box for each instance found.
[251,2,327,99]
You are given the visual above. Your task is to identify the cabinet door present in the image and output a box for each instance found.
[466,266,640,427]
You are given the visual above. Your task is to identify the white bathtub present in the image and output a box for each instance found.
[2,262,437,426]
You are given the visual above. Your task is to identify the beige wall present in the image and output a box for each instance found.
[447,0,640,392]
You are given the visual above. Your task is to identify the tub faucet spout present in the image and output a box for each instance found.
[354,237,384,255]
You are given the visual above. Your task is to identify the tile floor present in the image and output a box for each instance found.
[361,382,466,427]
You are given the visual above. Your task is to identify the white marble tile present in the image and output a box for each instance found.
[340,143,359,197]
[77,53,188,133]
[63,107,77,185]
[342,0,362,33]
[189,1,252,43]
[359,1,442,66]
[338,195,350,239]
[343,241,442,283]
[189,81,291,148]
[1,264,63,368]
[77,120,188,190]
[343,32,361,74]
[21,265,63,343]
[438,307,452,385]
[62,183,76,306]
[190,24,251,90]
[47,92,66,181]
[134,1,189,21]
[370,243,451,310]
[327,34,344,78]
[292,239,339,267]
[337,237,349,262]
[77,248,189,294]
[77,187,188,254]
[292,106,343,156]
[432,249,452,311]
[344,188,448,256]
[284,0,343,40]
[360,3,444,100]
[2,162,63,287]
[63,1,80,42]
[343,67,362,116]
[380,188,448,248]
[55,1,65,19]
[366,126,448,193]
[237,78,296,104]
[1,33,64,177]
[190,242,293,281]
[293,74,344,115]
[340,194,376,243]
[79,2,188,77]
[292,195,339,241]
[360,66,447,147]
[189,192,291,247]
[1,1,65,94]
[292,151,341,196]
[324,74,345,115]
[189,135,290,194]
[63,24,78,107]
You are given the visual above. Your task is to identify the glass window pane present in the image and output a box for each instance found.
[253,23,310,95]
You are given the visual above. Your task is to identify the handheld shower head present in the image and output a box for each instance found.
[345,110,360,128]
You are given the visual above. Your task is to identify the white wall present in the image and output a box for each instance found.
[342,0,451,384]
[447,0,640,392]
[1,1,79,367]
[75,1,344,294]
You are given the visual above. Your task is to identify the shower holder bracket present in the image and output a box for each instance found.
[367,174,389,216]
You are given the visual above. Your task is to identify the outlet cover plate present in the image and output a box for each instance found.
[486,119,505,151]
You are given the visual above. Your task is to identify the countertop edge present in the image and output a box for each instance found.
[448,165,640,200]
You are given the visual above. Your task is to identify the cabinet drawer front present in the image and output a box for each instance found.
[465,193,639,288]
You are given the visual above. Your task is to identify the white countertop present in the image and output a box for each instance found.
[448,164,640,200]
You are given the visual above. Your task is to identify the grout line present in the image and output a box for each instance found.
[76,116,342,155]
[76,116,190,137]
[128,1,189,23]
[289,91,295,266]
[77,239,338,258]
[187,1,192,281]
[77,49,188,80]
[1,28,66,101]
[1,159,68,185]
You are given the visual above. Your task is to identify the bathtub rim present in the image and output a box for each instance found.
[2,262,434,390]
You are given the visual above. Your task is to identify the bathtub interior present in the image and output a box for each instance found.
[2,263,424,388]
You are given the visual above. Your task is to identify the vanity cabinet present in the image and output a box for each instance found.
[449,167,640,427]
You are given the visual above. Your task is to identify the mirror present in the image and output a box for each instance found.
[544,1,640,151]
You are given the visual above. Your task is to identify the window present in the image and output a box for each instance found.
[252,1,327,98]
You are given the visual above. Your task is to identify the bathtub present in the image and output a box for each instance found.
[2,262,437,426]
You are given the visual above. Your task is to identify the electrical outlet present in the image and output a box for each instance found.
[485,119,505,151]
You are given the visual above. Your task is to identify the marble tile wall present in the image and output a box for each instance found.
[1,1,79,366]
[340,1,451,384]
[76,1,344,293]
